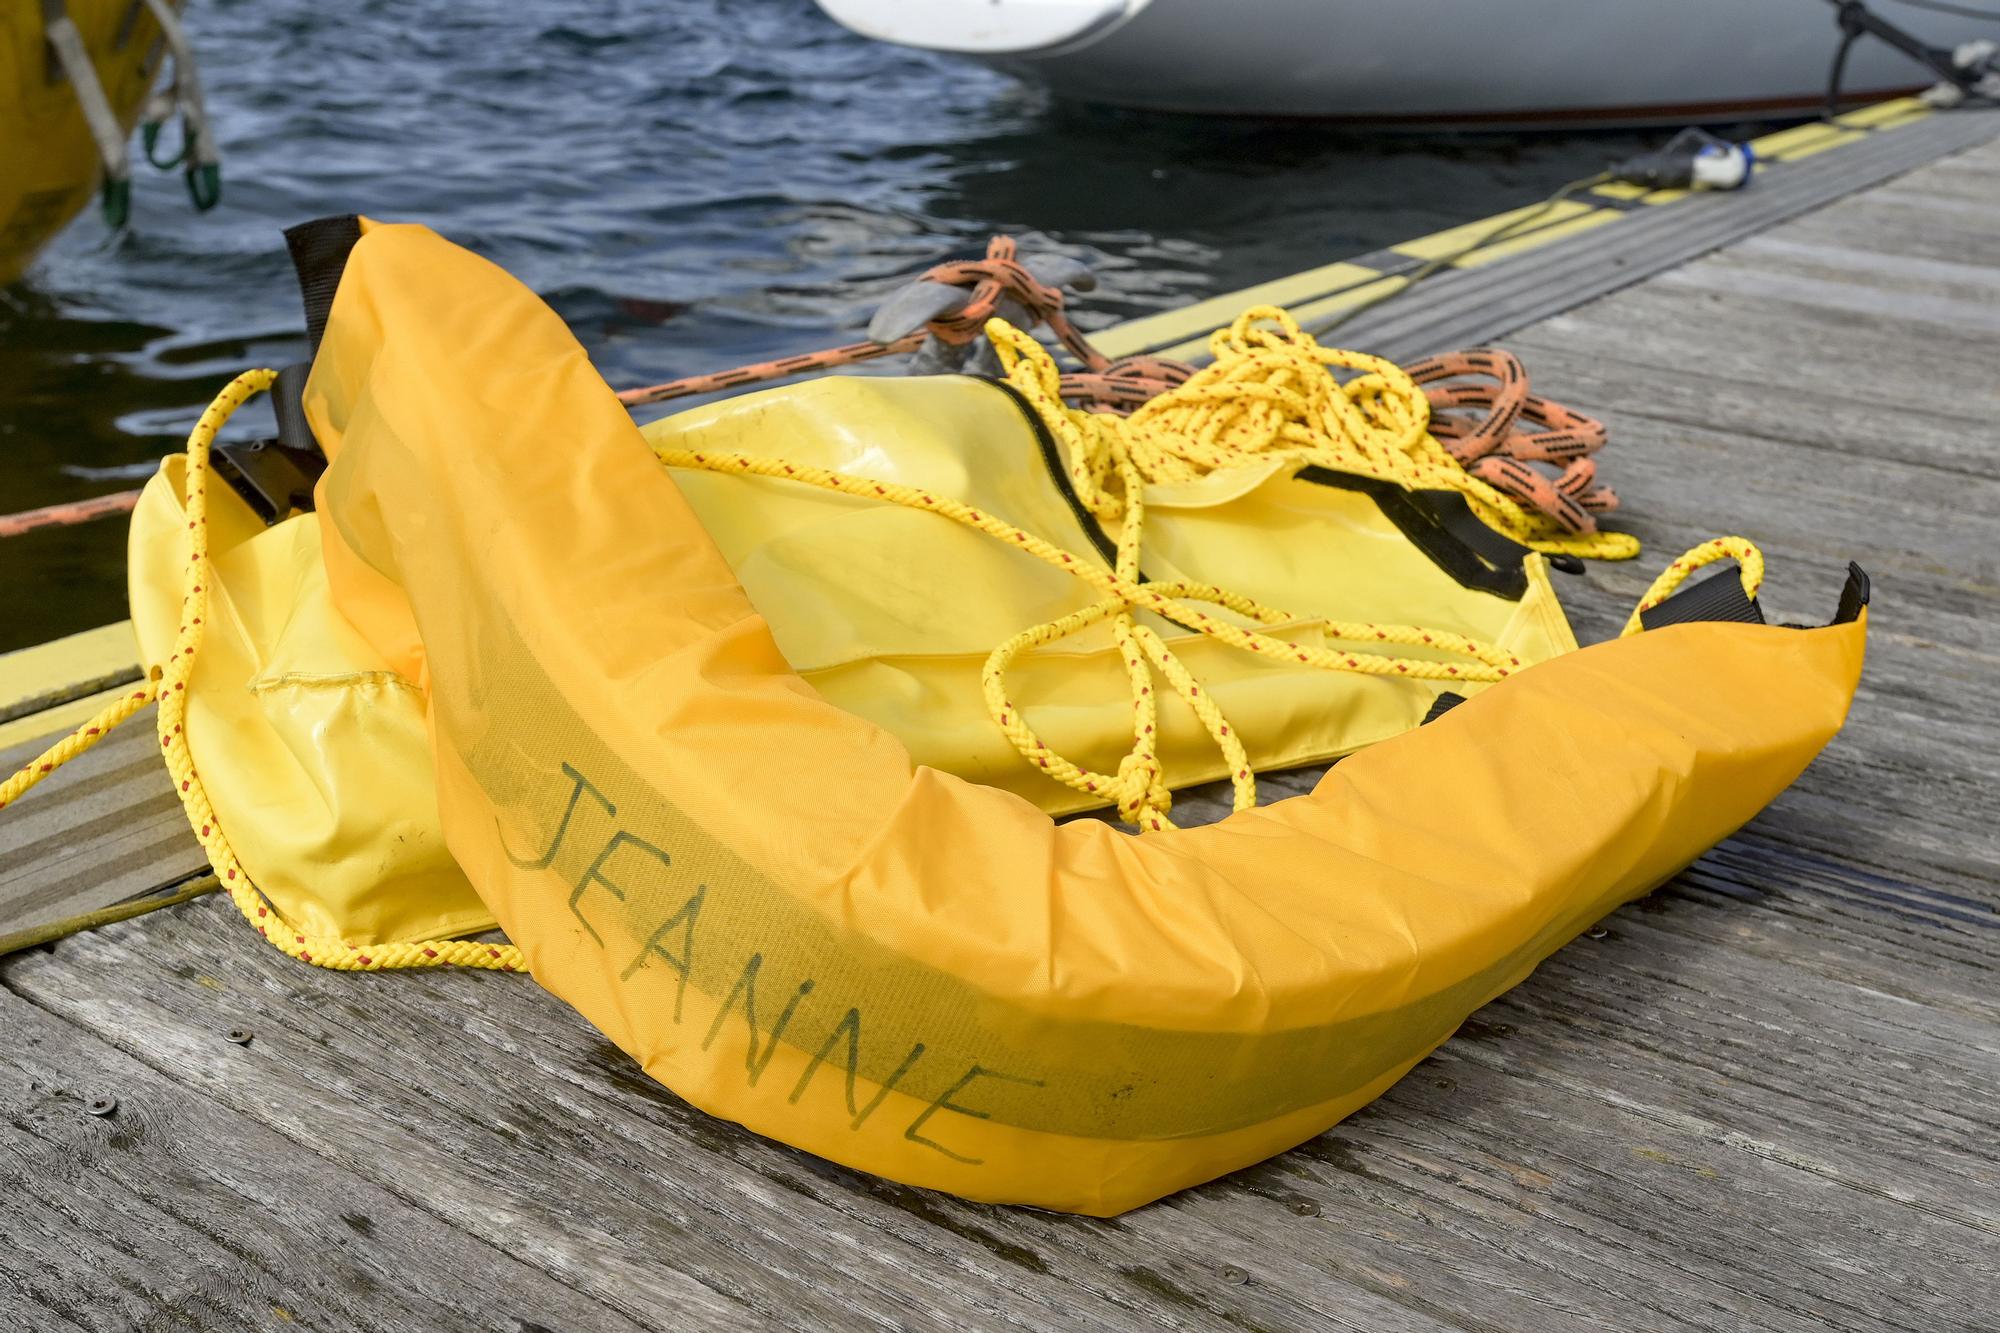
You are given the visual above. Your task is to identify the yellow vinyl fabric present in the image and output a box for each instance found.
[300,221,1865,1215]
[648,379,1575,815]
[0,0,166,284]
[126,456,493,946]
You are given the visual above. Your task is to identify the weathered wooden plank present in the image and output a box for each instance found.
[1490,920,2000,1210]
[1508,282,2000,433]
[1784,188,2000,266]
[1266,1040,1998,1333]
[1497,335,1997,481]
[1722,233,2000,304]
[1672,835,2000,1012]
[22,879,1998,1333]
[5,896,1464,1333]
[0,985,662,1333]
[1652,262,2000,335]
[0,715,206,938]
[15,852,2000,1328]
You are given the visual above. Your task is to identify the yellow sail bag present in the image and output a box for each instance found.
[650,374,1575,816]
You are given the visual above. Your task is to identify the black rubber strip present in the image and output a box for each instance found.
[1833,563,1871,626]
[270,361,317,453]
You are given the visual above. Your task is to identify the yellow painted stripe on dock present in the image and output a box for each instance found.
[1834,96,1930,128]
[1860,103,1933,133]
[1142,275,1410,363]
[1090,261,1382,361]
[1391,199,1600,262]
[1752,120,1851,157]
[1591,181,1687,206]
[0,621,140,721]
[1412,206,1622,269]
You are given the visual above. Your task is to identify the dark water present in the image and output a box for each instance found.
[0,0,1684,653]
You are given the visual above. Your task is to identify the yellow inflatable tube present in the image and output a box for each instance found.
[307,222,1864,1215]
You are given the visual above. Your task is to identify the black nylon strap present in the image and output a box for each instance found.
[283,215,363,359]
[1832,563,1871,626]
[1297,468,1530,600]
[270,361,316,452]
[1421,691,1467,724]
[1640,569,1766,632]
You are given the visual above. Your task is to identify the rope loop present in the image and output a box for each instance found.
[1620,537,1766,637]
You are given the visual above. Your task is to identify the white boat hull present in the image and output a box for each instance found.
[815,0,1989,126]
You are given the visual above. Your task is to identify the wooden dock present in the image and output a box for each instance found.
[5,119,1999,1330]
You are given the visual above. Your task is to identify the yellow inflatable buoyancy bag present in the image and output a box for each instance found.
[646,375,1576,817]
[270,219,1865,1214]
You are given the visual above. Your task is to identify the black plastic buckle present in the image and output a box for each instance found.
[212,359,324,525]
[211,438,326,524]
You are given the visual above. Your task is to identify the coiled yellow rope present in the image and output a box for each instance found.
[993,306,1643,563]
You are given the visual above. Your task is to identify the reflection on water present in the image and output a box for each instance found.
[0,0,1688,650]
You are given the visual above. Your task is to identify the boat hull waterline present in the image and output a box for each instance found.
[815,0,1984,125]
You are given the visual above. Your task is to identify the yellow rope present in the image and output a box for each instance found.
[1,346,1771,952]
[0,371,525,970]
[657,324,1544,830]
[1618,535,1765,637]
[0,680,159,812]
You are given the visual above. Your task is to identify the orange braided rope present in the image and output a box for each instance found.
[1406,347,1620,536]
[613,235,1194,414]
[0,488,143,538]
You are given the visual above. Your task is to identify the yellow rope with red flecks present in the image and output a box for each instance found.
[1620,536,1765,636]
[997,306,1641,563]
[0,680,158,812]
[154,370,523,971]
